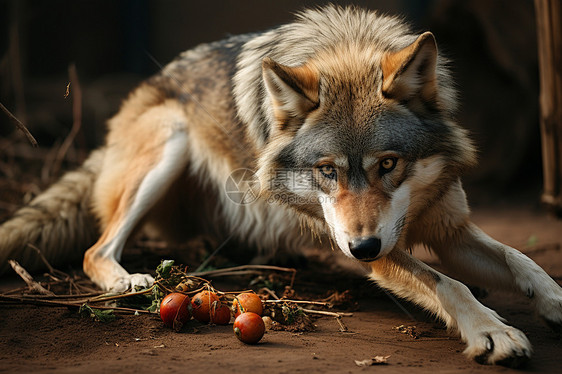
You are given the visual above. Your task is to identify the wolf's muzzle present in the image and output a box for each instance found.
[349,237,381,262]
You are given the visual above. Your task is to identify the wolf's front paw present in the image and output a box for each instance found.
[465,326,532,367]
[109,273,155,293]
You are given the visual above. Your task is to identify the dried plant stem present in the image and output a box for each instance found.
[27,244,57,275]
[335,316,348,332]
[260,287,280,300]
[265,299,331,307]
[192,264,296,276]
[8,260,54,296]
[84,287,154,304]
[3,292,103,300]
[0,101,37,147]
[300,308,353,317]
[216,289,254,296]
[192,264,297,288]
[0,295,152,314]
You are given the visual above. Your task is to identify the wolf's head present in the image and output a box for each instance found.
[245,8,476,262]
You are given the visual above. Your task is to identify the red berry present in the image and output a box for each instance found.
[232,293,263,317]
[210,301,232,325]
[160,293,192,330]
[233,312,265,344]
[191,290,220,323]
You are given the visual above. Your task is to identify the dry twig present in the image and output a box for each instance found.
[192,264,297,288]
[27,244,57,275]
[8,260,54,296]
[335,316,348,332]
[260,287,280,300]
[300,307,353,317]
[0,295,151,314]
[265,299,331,307]
[0,101,37,147]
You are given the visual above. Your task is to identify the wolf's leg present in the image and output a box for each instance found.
[431,222,562,332]
[84,105,190,292]
[370,249,532,366]
[418,180,562,331]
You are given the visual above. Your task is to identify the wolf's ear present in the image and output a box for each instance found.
[381,32,437,102]
[262,57,319,126]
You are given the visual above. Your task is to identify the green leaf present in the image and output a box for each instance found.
[79,304,116,323]
[146,284,164,313]
[156,259,175,279]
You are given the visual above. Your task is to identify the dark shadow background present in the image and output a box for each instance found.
[0,0,542,212]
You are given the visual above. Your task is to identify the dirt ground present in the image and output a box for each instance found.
[0,201,561,374]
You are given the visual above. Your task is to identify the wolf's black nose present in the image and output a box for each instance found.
[349,237,381,261]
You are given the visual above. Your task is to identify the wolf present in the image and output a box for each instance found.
[1,5,560,366]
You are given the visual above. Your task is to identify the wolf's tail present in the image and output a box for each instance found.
[0,148,105,275]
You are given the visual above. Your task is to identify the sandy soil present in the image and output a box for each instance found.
[1,203,561,374]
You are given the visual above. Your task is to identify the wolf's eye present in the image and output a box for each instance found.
[318,164,337,180]
[379,157,397,174]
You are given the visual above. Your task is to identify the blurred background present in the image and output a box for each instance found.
[0,0,542,217]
